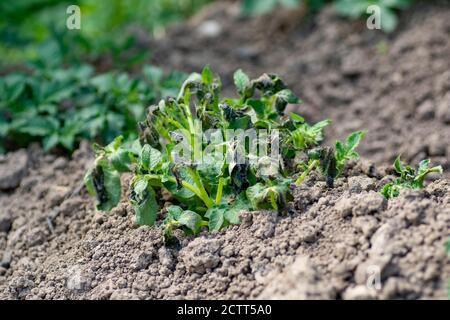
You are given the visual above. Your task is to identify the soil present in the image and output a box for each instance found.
[0,2,449,299]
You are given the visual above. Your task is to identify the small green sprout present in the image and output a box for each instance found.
[296,131,365,187]
[381,157,443,199]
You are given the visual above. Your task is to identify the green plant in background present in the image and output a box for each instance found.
[85,66,340,239]
[242,0,303,15]
[334,0,415,32]
[0,64,185,153]
[241,0,414,32]
[0,0,213,67]
[381,157,443,199]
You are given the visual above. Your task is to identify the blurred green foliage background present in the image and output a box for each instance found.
[0,0,212,68]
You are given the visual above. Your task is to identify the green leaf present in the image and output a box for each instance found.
[16,116,58,137]
[134,177,148,195]
[43,133,59,151]
[334,131,365,176]
[205,206,226,231]
[417,159,431,175]
[166,205,183,220]
[224,194,249,224]
[290,112,305,123]
[279,0,300,9]
[381,157,443,199]
[197,155,223,185]
[334,0,371,18]
[131,182,158,226]
[247,99,266,118]
[381,0,413,9]
[143,65,163,84]
[394,156,403,174]
[234,69,251,96]
[202,65,214,86]
[110,148,133,172]
[178,210,203,234]
[242,0,277,16]
[347,131,365,151]
[246,183,274,210]
[140,144,162,171]
[380,6,398,33]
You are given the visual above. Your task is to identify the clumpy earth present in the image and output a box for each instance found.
[0,2,449,299]
[0,143,448,299]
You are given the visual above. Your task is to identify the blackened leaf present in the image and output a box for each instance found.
[131,183,158,226]
[246,183,270,210]
[84,158,121,212]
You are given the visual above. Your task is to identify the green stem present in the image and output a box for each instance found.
[269,190,277,210]
[145,174,211,208]
[187,168,214,208]
[296,160,319,186]
[215,177,225,205]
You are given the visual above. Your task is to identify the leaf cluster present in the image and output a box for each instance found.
[85,66,329,240]
[381,157,443,199]
[295,130,365,187]
[241,0,415,32]
[0,64,185,153]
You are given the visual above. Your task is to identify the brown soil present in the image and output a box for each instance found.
[0,2,449,299]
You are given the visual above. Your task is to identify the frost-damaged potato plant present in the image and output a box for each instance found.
[295,131,365,187]
[85,66,363,239]
[381,157,443,199]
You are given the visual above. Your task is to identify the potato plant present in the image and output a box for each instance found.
[295,130,365,187]
[85,66,440,239]
[85,66,336,238]
[381,157,443,199]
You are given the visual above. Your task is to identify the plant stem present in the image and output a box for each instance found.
[215,177,225,205]
[269,190,277,210]
[145,174,212,208]
[295,160,319,186]
[187,168,214,208]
